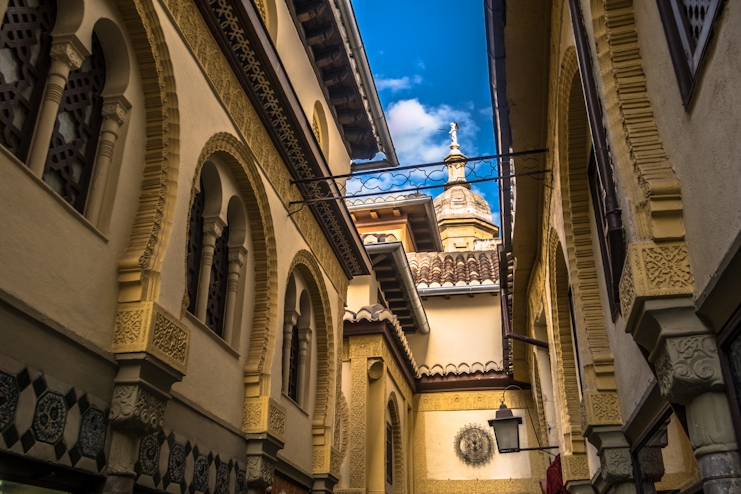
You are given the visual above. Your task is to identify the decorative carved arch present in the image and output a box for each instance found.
[589,0,687,243]
[115,0,180,303]
[387,391,404,494]
[556,47,616,390]
[547,230,584,454]
[186,133,278,395]
[286,250,335,458]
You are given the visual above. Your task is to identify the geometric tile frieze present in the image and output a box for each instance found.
[136,428,244,494]
[0,353,110,473]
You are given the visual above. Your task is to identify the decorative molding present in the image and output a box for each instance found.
[547,229,585,453]
[109,384,166,433]
[418,361,503,377]
[414,390,528,412]
[582,392,622,429]
[561,453,590,483]
[590,0,687,242]
[113,301,190,374]
[348,357,366,488]
[600,448,633,485]
[620,242,694,325]
[654,335,723,404]
[241,396,286,443]
[159,0,356,291]
[115,0,180,304]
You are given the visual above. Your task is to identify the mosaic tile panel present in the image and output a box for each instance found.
[135,429,243,494]
[0,353,110,473]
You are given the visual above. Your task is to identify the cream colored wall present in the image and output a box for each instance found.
[631,1,741,306]
[0,0,145,353]
[407,294,502,369]
[271,0,352,177]
[347,273,381,311]
[422,409,531,480]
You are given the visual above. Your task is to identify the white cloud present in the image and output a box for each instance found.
[415,58,426,70]
[491,212,501,225]
[345,99,483,200]
[386,98,479,165]
[375,75,423,93]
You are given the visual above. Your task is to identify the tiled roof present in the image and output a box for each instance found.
[344,305,418,374]
[407,251,499,288]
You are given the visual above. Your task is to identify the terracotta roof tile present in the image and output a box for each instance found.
[407,251,500,288]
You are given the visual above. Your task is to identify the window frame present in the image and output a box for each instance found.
[656,0,724,108]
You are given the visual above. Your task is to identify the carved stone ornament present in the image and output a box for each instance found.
[453,424,496,466]
[637,446,665,483]
[619,242,693,326]
[113,302,190,374]
[600,448,634,484]
[101,99,129,126]
[242,396,286,443]
[245,455,274,488]
[561,454,590,482]
[109,384,166,433]
[50,40,84,70]
[367,358,384,380]
[582,392,622,434]
[654,335,723,404]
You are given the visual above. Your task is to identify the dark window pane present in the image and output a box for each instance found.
[0,0,56,160]
[187,184,205,315]
[386,423,393,484]
[205,224,229,337]
[288,325,299,401]
[44,31,106,212]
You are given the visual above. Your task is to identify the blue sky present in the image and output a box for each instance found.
[352,0,500,222]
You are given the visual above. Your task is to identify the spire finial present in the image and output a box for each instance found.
[443,122,468,187]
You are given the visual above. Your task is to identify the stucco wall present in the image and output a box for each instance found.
[407,294,503,369]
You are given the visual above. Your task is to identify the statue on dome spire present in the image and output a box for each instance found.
[442,121,468,187]
[448,122,460,147]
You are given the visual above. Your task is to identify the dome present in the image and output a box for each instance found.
[434,185,493,224]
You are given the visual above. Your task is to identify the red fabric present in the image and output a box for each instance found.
[547,454,568,494]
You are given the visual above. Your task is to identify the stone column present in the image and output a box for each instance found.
[297,324,312,406]
[85,96,131,227]
[195,218,224,320]
[28,39,85,177]
[636,301,741,494]
[245,433,282,494]
[222,246,246,344]
[636,444,665,494]
[282,310,299,394]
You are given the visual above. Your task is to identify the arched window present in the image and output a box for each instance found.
[0,0,57,160]
[282,276,313,408]
[186,162,248,343]
[43,31,106,212]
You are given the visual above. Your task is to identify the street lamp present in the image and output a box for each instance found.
[488,386,560,454]
[488,403,523,453]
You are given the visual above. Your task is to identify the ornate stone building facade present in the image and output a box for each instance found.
[0,0,394,492]
[488,0,741,492]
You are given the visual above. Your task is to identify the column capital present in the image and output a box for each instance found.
[284,309,299,327]
[102,95,132,126]
[202,217,225,238]
[655,334,724,404]
[298,324,312,343]
[228,245,247,266]
[50,38,86,70]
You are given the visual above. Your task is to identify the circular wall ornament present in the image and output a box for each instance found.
[0,371,19,431]
[453,424,495,466]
